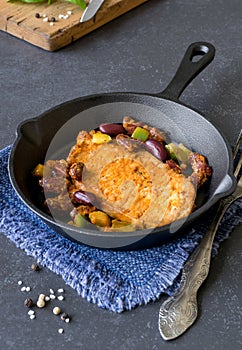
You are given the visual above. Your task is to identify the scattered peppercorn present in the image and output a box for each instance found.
[53,306,61,315]
[38,293,45,301]
[24,298,34,308]
[31,263,40,271]
[35,13,40,19]
[37,299,45,308]
[50,17,56,22]
[17,272,71,329]
[60,312,68,321]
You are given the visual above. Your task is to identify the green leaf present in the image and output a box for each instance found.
[8,0,48,3]
[7,0,86,10]
[65,0,87,10]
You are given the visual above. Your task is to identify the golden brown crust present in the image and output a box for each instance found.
[76,137,196,229]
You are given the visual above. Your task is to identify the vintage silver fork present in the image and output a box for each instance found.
[158,131,242,341]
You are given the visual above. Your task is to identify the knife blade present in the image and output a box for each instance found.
[80,0,105,23]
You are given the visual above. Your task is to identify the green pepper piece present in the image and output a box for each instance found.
[166,143,191,163]
[131,126,149,142]
[74,214,87,228]
[179,143,192,157]
[165,143,179,161]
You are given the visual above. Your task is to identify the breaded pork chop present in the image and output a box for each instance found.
[67,135,196,230]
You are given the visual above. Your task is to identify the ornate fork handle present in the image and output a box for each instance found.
[158,195,237,340]
[159,144,242,341]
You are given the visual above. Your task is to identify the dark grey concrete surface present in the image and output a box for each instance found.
[0,0,241,349]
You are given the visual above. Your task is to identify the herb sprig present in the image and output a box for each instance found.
[8,0,87,10]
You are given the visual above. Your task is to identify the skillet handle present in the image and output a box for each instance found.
[158,42,215,100]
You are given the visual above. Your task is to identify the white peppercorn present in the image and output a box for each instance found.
[53,306,61,315]
[38,293,45,301]
[37,299,45,308]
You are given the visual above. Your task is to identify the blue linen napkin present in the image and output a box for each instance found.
[0,145,241,312]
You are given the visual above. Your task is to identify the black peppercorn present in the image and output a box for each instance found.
[24,298,34,308]
[60,312,69,321]
[35,13,40,19]
[50,17,56,22]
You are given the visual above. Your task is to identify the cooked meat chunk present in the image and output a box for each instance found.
[45,193,73,215]
[39,160,68,194]
[189,152,212,188]
[46,159,68,176]
[69,162,84,182]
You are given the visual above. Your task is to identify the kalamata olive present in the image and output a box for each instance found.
[73,191,96,205]
[99,123,125,135]
[145,139,168,161]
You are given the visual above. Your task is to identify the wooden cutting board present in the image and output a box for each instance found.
[0,0,149,51]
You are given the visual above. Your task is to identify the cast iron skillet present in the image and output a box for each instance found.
[8,42,236,250]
